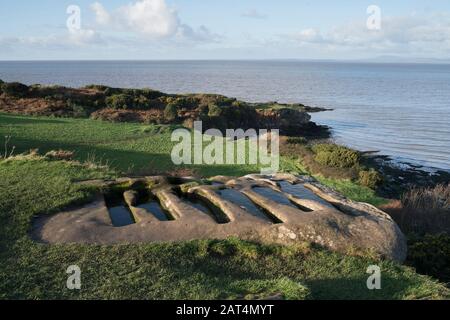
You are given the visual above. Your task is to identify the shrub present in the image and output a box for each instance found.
[407,234,450,283]
[208,104,223,117]
[163,103,178,122]
[83,84,110,92]
[71,105,90,118]
[134,95,150,108]
[165,96,197,109]
[312,143,360,168]
[1,82,29,97]
[105,94,133,109]
[358,169,383,189]
[140,88,166,99]
[287,137,307,145]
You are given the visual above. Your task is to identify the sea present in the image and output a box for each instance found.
[0,60,449,171]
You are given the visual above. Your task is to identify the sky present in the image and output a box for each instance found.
[0,0,449,60]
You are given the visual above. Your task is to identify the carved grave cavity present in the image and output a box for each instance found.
[32,173,407,262]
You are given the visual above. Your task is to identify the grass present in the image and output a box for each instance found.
[0,113,260,177]
[0,113,386,204]
[280,152,387,206]
[0,113,446,299]
[384,184,450,235]
[0,113,389,208]
[0,157,448,299]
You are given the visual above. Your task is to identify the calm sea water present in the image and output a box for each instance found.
[0,60,449,171]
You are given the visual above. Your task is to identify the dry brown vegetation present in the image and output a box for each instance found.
[383,184,450,235]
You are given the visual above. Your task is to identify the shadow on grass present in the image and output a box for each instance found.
[5,136,259,177]
[0,113,69,125]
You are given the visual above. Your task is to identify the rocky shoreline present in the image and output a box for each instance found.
[366,153,450,199]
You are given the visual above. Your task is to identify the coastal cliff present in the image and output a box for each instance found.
[0,80,329,136]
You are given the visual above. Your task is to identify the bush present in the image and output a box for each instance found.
[163,103,178,122]
[287,137,307,145]
[208,104,223,117]
[1,82,29,97]
[105,94,133,109]
[134,95,150,108]
[140,88,166,99]
[407,234,450,283]
[358,169,383,189]
[71,105,90,118]
[312,143,360,168]
[83,84,110,92]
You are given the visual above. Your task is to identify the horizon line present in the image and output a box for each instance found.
[0,58,450,65]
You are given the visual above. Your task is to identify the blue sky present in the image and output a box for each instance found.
[1,0,449,60]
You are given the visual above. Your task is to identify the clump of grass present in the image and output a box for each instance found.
[224,278,311,300]
[84,152,112,170]
[402,184,450,212]
[387,184,450,235]
[45,149,75,161]
[2,128,15,159]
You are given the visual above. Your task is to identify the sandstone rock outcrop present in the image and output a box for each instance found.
[32,174,407,262]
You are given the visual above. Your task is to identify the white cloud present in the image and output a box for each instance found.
[286,14,450,57]
[118,0,179,38]
[91,2,111,26]
[293,28,323,43]
[0,28,104,54]
[90,0,219,43]
[68,28,104,45]
[176,25,222,43]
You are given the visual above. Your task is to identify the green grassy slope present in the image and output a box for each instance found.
[0,158,448,300]
[0,113,385,205]
[0,113,261,177]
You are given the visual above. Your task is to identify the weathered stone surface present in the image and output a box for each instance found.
[32,174,407,262]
